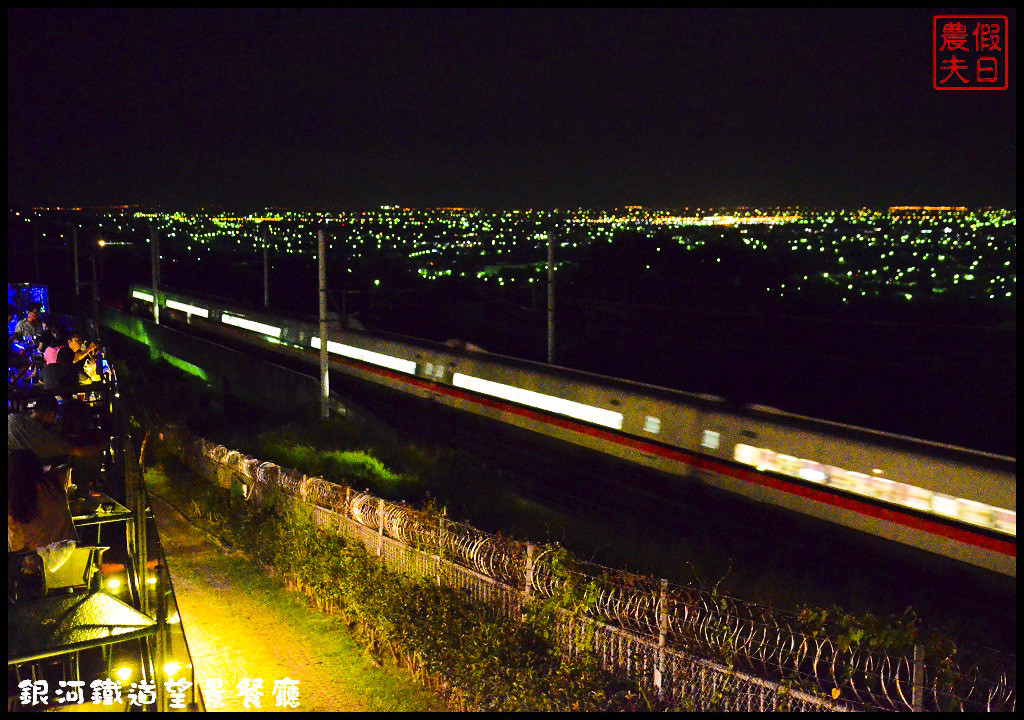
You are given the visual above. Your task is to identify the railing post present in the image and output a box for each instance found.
[377,496,384,557]
[655,578,668,696]
[912,643,925,711]
[522,543,535,620]
[525,543,535,598]
[343,486,351,536]
[436,514,446,585]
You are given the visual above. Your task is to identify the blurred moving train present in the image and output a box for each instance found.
[126,286,1016,577]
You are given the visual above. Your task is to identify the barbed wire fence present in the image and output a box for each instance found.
[178,431,1015,712]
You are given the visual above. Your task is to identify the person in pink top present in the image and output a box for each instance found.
[43,325,68,365]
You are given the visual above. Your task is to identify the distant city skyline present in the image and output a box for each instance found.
[8,9,1016,209]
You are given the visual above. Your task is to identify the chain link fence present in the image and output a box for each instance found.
[179,431,1014,712]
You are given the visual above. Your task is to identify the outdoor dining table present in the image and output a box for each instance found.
[70,492,135,547]
[70,492,132,525]
[7,589,157,665]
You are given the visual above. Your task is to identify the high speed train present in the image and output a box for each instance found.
[126,285,1016,577]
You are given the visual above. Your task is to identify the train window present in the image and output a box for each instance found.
[797,461,827,483]
[165,299,210,318]
[826,467,871,493]
[451,373,624,430]
[958,498,992,528]
[992,508,1016,535]
[221,313,282,338]
[311,336,417,374]
[861,475,897,501]
[931,493,960,519]
[733,442,1015,536]
[902,484,932,512]
[734,443,760,466]
[644,416,661,434]
[776,453,802,477]
[702,430,720,449]
[425,362,434,376]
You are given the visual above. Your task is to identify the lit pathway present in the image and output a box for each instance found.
[148,490,442,712]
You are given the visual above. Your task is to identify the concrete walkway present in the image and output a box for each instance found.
[148,491,442,712]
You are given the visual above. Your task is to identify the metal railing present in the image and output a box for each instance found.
[183,432,1015,712]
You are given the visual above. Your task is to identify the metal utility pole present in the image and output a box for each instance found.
[318,227,330,419]
[547,232,555,364]
[72,226,80,296]
[150,225,161,325]
[262,226,270,309]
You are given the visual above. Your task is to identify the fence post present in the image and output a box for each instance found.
[525,543,535,598]
[655,578,668,697]
[377,496,385,557]
[343,486,350,537]
[522,543,536,620]
[912,643,924,711]
[436,514,446,586]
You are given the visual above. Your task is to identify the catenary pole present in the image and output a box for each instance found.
[547,231,555,364]
[318,227,330,419]
[150,224,160,325]
[263,224,270,309]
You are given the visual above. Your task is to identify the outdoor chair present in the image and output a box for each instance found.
[43,546,108,595]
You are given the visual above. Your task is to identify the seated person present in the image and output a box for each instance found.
[68,330,99,364]
[42,323,68,364]
[35,316,60,355]
[8,333,33,384]
[41,331,95,390]
[13,305,43,342]
[10,395,106,496]
[8,395,105,464]
[8,449,79,570]
[8,307,36,385]
[41,357,78,390]
[68,331,101,382]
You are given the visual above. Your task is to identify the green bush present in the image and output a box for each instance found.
[156,455,647,711]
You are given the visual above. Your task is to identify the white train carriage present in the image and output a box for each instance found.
[128,286,1017,576]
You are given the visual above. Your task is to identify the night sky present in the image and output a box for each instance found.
[7,8,1017,210]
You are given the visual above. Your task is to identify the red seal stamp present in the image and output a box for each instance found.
[933,15,1008,90]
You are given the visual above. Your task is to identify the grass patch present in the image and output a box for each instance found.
[147,465,443,711]
[188,539,443,712]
